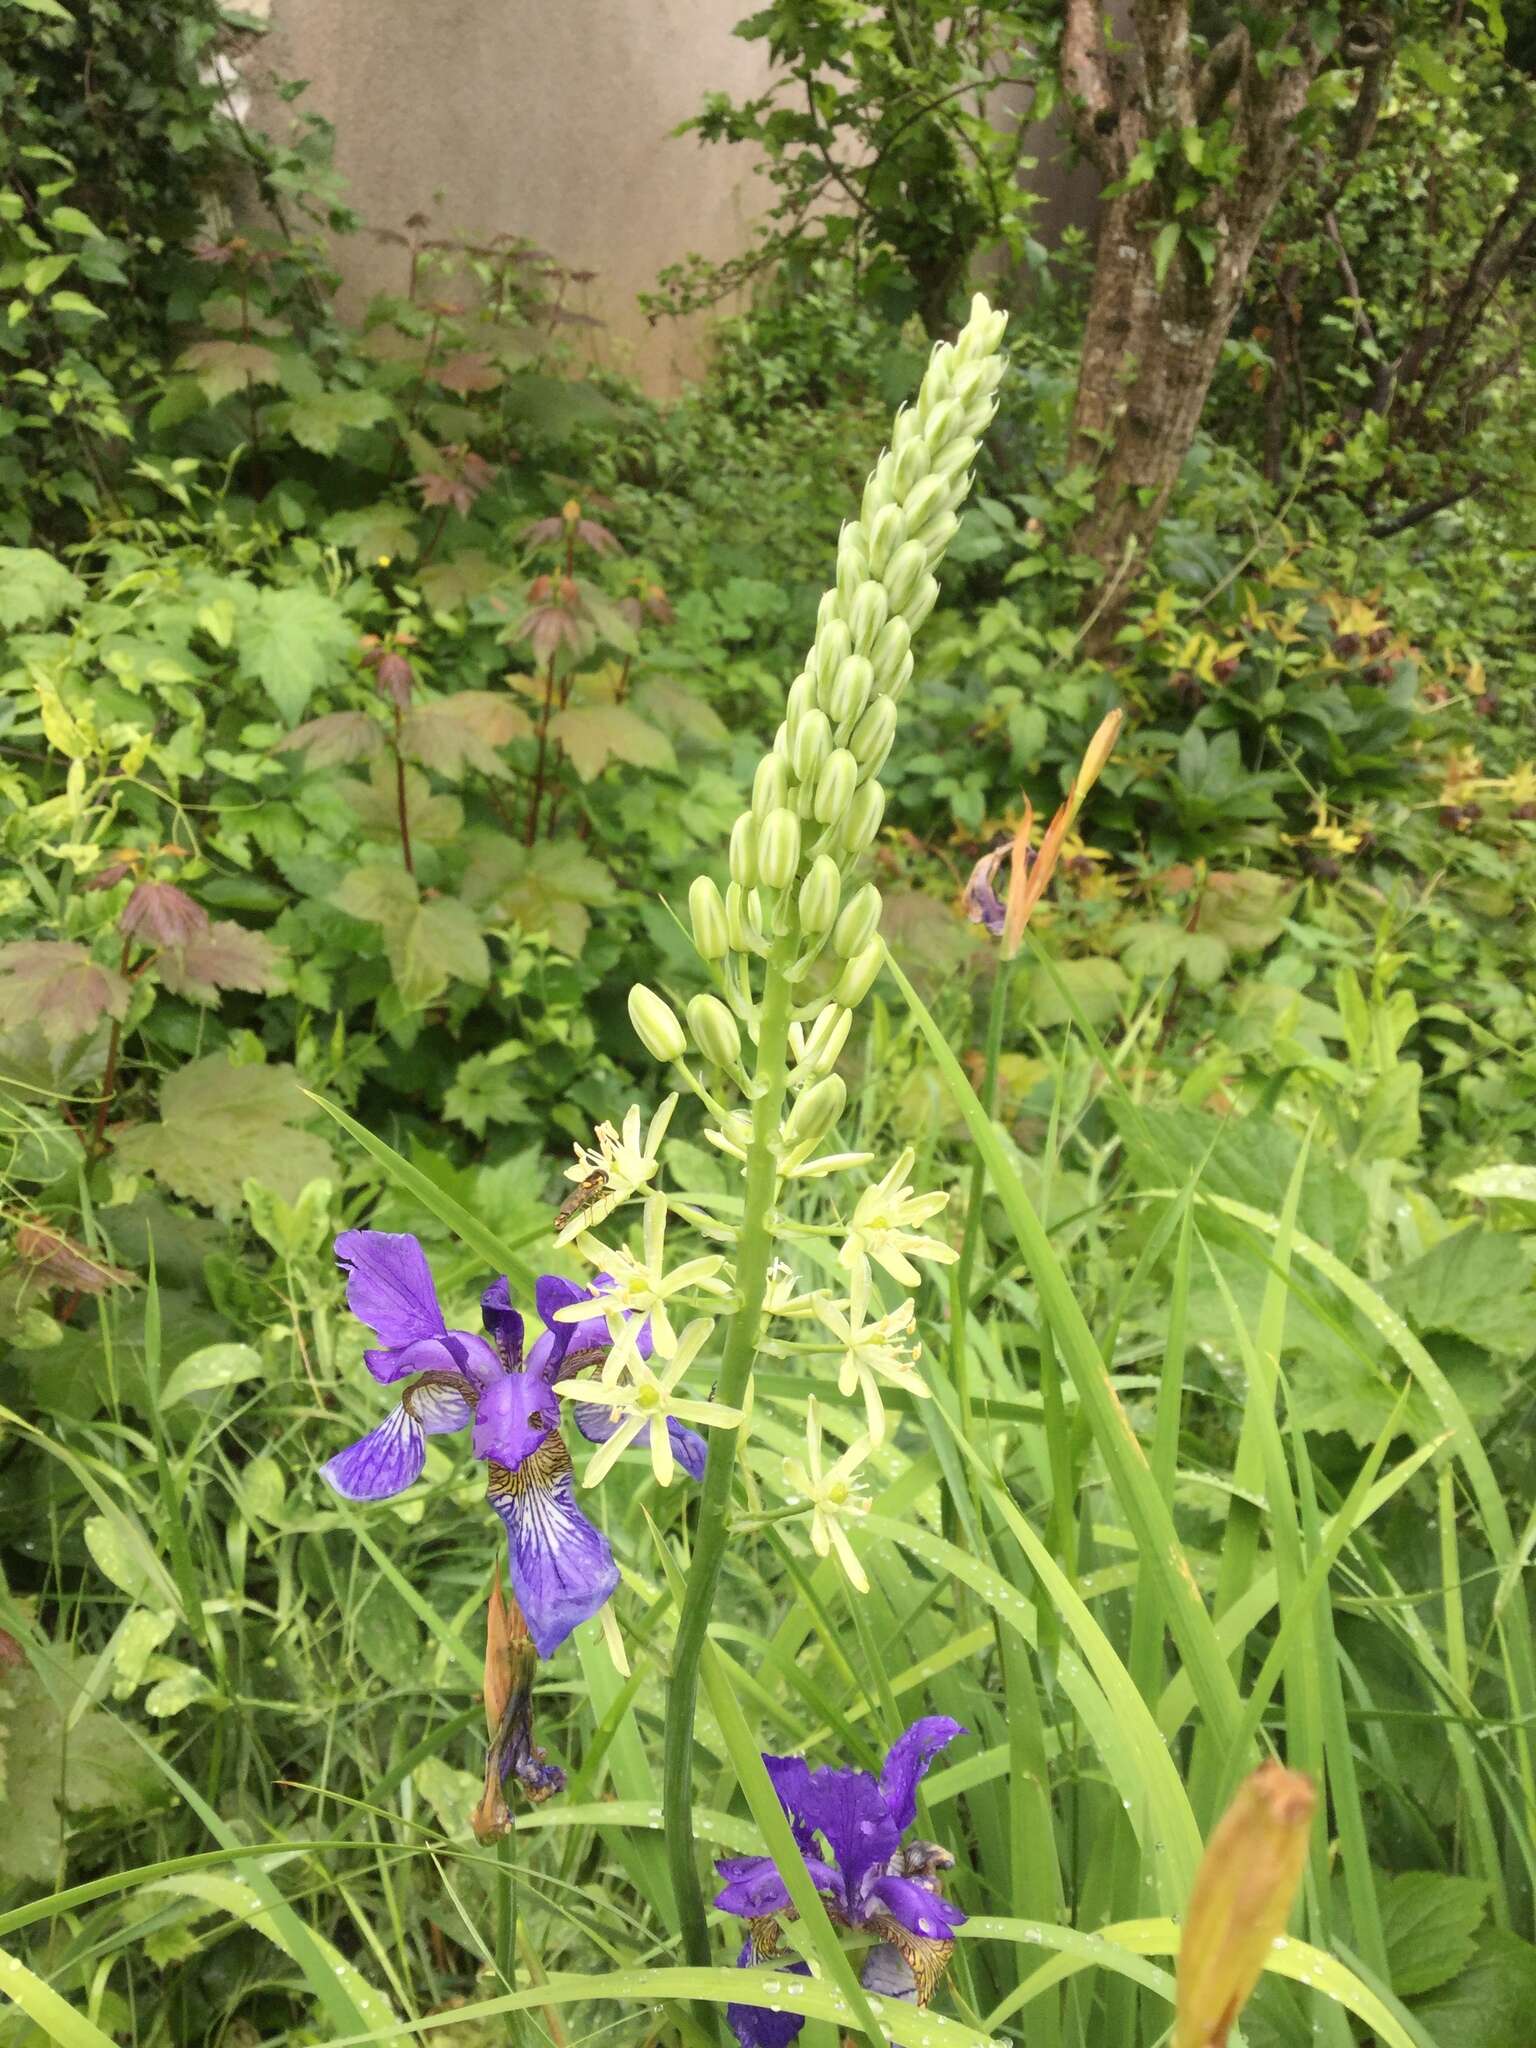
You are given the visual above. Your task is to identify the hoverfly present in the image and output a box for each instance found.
[553,1169,610,1240]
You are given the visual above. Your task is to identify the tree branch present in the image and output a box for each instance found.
[1196,25,1247,123]
[1369,475,1485,538]
[1061,0,1122,174]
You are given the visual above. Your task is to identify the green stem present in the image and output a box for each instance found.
[951,953,1013,1437]
[663,938,796,1988]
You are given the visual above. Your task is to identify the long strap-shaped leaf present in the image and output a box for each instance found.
[884,950,1242,1753]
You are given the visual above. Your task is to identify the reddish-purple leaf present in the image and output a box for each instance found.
[374,650,415,709]
[120,881,208,948]
[0,942,130,1047]
[157,922,285,1003]
[81,859,138,893]
[273,710,385,768]
[16,1217,135,1296]
[434,351,502,394]
[401,692,533,778]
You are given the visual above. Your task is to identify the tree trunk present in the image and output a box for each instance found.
[1068,192,1265,621]
[1058,1,1330,640]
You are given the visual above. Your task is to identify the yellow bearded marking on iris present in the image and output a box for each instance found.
[485,1434,572,1504]
[872,1921,955,2007]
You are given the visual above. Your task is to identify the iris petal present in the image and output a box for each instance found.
[485,1436,620,1657]
[726,1954,811,2048]
[711,1852,842,1918]
[336,1231,446,1349]
[879,1715,965,1832]
[321,1406,424,1501]
[788,1764,899,1908]
[480,1276,526,1371]
[866,1874,966,1942]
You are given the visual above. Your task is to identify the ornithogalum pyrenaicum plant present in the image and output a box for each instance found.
[543,292,1011,1961]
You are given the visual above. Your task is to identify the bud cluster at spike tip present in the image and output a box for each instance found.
[639,292,1009,1083]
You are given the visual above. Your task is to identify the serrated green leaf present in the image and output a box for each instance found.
[1378,1870,1488,1997]
[235,584,357,725]
[0,546,85,628]
[114,1055,333,1220]
[549,703,675,781]
[270,385,395,455]
[462,834,616,956]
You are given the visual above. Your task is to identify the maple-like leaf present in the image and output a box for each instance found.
[548,704,675,782]
[333,866,490,1008]
[462,835,616,957]
[322,502,421,563]
[156,922,285,1003]
[269,385,395,454]
[176,338,281,404]
[114,1055,333,1218]
[401,692,532,779]
[0,941,130,1048]
[340,758,465,845]
[236,585,358,726]
[633,674,730,745]
[416,550,505,611]
[433,350,502,394]
[120,881,208,948]
[273,709,385,768]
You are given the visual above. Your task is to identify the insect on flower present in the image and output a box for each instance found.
[553,1168,610,1240]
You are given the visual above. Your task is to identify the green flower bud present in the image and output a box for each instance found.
[800,1001,853,1075]
[758,806,802,889]
[686,992,742,1069]
[881,539,928,614]
[840,777,886,852]
[890,402,919,449]
[689,874,730,960]
[866,502,906,578]
[832,881,882,959]
[904,575,941,633]
[798,853,842,935]
[729,811,758,888]
[847,580,889,654]
[816,587,840,631]
[782,1071,846,1150]
[832,939,885,1009]
[892,435,930,497]
[922,397,962,451]
[785,672,816,730]
[814,619,852,692]
[791,708,832,784]
[772,720,791,760]
[814,747,859,826]
[899,474,947,534]
[886,652,916,701]
[848,695,898,774]
[826,653,874,726]
[870,615,912,690]
[629,983,687,1063]
[836,527,869,603]
[917,510,959,568]
[931,435,979,483]
[726,881,763,952]
[917,351,954,420]
[753,752,790,820]
[860,464,897,526]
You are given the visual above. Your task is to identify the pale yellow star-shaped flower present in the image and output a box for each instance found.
[555,1318,735,1488]
[783,1398,873,1593]
[838,1147,957,1287]
[815,1263,928,1440]
[558,1194,730,1359]
[556,1095,678,1244]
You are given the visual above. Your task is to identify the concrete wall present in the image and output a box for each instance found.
[243,2,1100,394]
[248,0,774,391]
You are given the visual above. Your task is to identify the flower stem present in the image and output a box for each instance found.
[663,938,795,1981]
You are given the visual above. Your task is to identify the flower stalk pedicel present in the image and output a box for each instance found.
[536,293,1008,1965]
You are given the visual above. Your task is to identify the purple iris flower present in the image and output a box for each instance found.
[320,1234,705,1658]
[715,1717,967,2044]
[963,844,1007,936]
